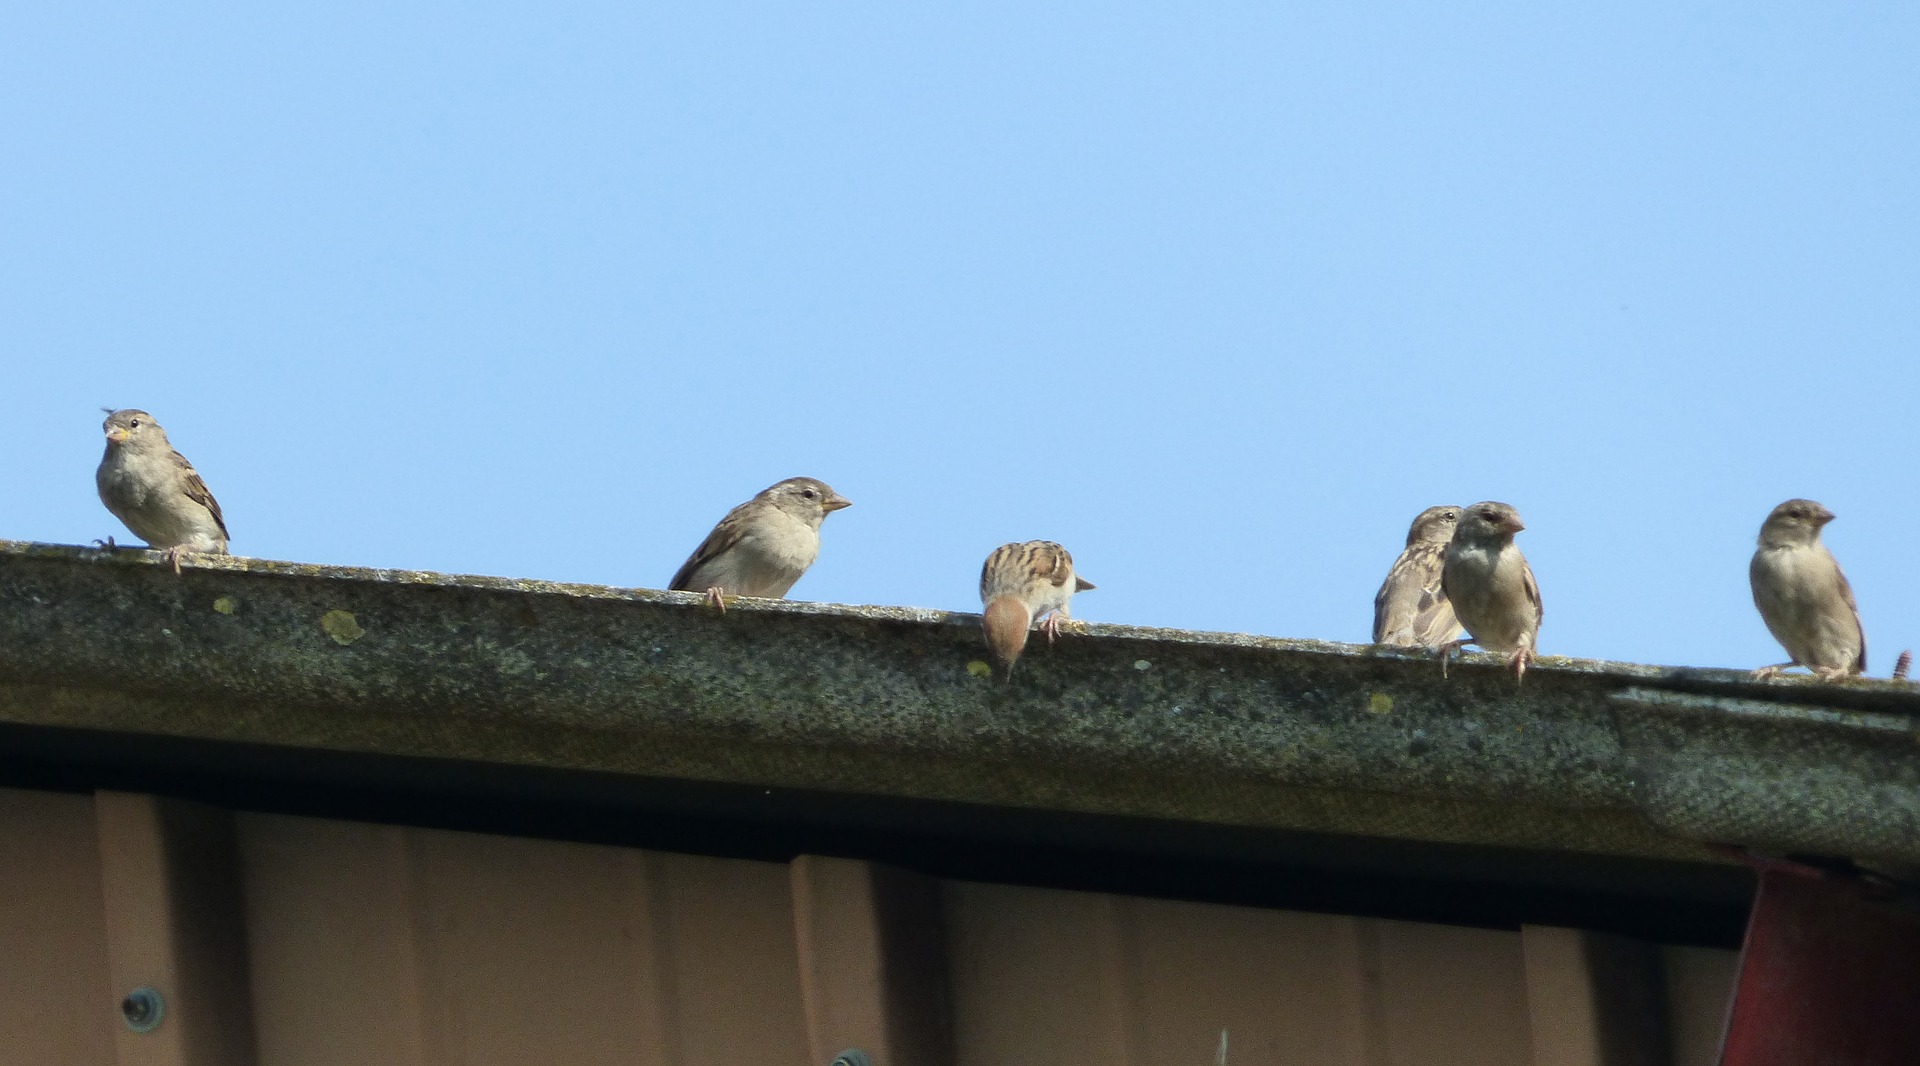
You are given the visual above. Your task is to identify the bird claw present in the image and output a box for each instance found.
[165,546,186,574]
[1510,647,1534,686]
[1041,613,1063,645]
[1437,639,1472,680]
[703,586,727,613]
[1750,664,1791,681]
[93,537,119,552]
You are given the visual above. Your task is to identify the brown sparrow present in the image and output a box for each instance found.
[1749,499,1865,681]
[979,540,1095,676]
[1440,501,1542,681]
[1373,505,1463,646]
[669,477,851,609]
[95,408,229,573]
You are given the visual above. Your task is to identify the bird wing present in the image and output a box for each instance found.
[1411,591,1461,646]
[979,544,1014,602]
[1034,542,1076,589]
[174,453,229,539]
[1371,569,1405,643]
[983,545,1075,603]
[1375,545,1448,644]
[981,541,1075,602]
[1837,565,1867,673]
[1522,555,1543,629]
[669,505,753,591]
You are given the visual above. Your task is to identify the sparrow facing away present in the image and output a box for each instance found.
[1750,499,1865,681]
[1373,505,1464,647]
[669,477,851,609]
[95,408,229,573]
[979,540,1095,677]
[1440,501,1542,681]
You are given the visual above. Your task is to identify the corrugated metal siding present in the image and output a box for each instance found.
[0,787,1736,1066]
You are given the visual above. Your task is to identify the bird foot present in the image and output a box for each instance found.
[164,546,187,574]
[1750,664,1793,681]
[1813,666,1854,683]
[703,586,727,613]
[93,536,120,552]
[1041,612,1063,645]
[1510,647,1535,686]
[1437,639,1473,679]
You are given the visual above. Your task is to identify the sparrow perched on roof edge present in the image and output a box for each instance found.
[980,541,1095,677]
[669,477,851,610]
[95,408,230,573]
[1440,501,1542,682]
[1749,499,1865,681]
[1373,505,1464,647]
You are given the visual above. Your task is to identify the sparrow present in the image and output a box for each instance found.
[979,540,1095,676]
[669,477,851,609]
[95,408,229,573]
[1373,505,1463,646]
[1749,499,1865,681]
[1440,501,1542,681]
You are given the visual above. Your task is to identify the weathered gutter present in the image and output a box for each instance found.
[0,539,1914,869]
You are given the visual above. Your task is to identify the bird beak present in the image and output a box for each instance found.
[105,428,129,444]
[824,494,852,512]
[1502,516,1526,534]
[1815,508,1836,525]
[1075,576,1096,592]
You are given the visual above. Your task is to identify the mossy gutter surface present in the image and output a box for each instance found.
[0,540,1915,866]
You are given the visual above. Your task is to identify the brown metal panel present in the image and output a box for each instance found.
[1105,896,1382,1066]
[947,881,1538,1066]
[790,855,954,1066]
[1520,926,1670,1066]
[236,814,810,1066]
[399,828,688,1066]
[1660,947,1735,1066]
[0,788,114,1066]
[647,849,812,1066]
[1333,916,1534,1066]
[95,791,258,1066]
[235,814,429,1066]
[945,881,1136,1066]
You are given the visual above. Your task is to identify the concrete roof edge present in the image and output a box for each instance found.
[1,539,1914,866]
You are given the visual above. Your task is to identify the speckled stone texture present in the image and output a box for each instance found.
[0,540,1914,865]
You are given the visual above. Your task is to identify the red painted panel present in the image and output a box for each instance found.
[1722,869,1920,1066]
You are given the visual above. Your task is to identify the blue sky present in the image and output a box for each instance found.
[4,4,1916,672]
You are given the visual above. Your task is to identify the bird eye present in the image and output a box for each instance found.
[802,489,817,499]
[129,419,140,428]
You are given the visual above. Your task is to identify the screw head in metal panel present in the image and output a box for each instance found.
[830,1051,872,1066]
[121,986,165,1033]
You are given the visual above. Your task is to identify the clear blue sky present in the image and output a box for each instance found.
[5,5,1916,673]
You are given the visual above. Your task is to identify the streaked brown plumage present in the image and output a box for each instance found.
[1750,499,1865,681]
[95,408,229,573]
[979,541,1094,676]
[1373,505,1463,646]
[1440,501,1542,681]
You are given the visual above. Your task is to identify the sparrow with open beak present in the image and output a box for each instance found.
[669,477,851,609]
